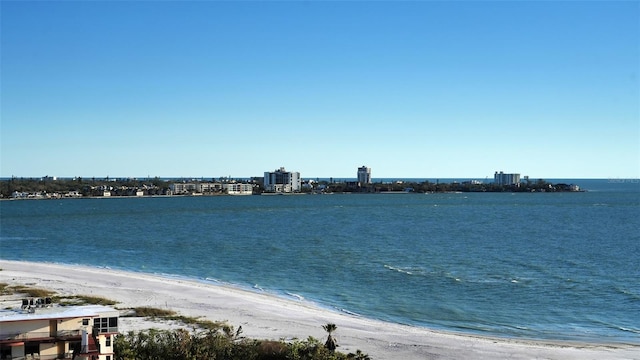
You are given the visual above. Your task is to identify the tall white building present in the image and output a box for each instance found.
[494,171,521,186]
[263,167,301,193]
[357,166,371,186]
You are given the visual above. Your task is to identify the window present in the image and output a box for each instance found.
[105,335,111,347]
[83,318,89,326]
[93,316,118,333]
[25,342,39,355]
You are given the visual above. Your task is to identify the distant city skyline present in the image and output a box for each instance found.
[1,1,638,179]
[0,170,629,182]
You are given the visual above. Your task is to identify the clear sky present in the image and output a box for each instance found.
[1,1,638,179]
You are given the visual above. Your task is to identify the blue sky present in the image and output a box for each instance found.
[1,1,638,179]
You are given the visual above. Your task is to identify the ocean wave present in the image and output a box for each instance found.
[383,264,414,276]
[338,308,362,317]
[590,318,640,335]
[615,287,640,301]
[0,236,47,241]
[286,292,304,301]
[616,326,640,334]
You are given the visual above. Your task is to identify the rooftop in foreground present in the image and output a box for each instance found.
[0,303,118,323]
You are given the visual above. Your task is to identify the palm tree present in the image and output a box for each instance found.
[322,323,337,352]
[347,349,371,360]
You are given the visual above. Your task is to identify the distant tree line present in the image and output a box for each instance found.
[0,176,580,198]
[306,179,579,194]
[0,177,172,198]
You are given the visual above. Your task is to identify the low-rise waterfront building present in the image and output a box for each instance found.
[223,183,253,195]
[170,183,197,194]
[0,302,118,360]
[196,183,222,193]
[169,182,253,195]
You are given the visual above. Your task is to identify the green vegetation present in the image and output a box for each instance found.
[1,285,372,359]
[5,285,56,298]
[170,316,229,332]
[114,325,371,360]
[128,307,228,331]
[314,178,577,194]
[131,306,177,317]
[2,285,117,305]
[58,295,118,306]
[1,176,580,199]
[322,323,338,353]
[0,176,171,198]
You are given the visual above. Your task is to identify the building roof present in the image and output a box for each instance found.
[0,304,118,323]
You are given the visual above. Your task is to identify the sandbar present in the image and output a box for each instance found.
[0,260,637,359]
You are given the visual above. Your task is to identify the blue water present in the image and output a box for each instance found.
[1,179,639,343]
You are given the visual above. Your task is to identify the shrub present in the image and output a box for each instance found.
[132,306,176,317]
[8,285,55,298]
[113,329,369,360]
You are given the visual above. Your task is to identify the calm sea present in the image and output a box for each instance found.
[1,179,639,343]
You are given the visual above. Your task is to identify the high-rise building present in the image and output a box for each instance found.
[264,167,301,193]
[494,171,521,186]
[357,166,371,186]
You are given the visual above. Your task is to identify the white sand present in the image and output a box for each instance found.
[1,260,637,360]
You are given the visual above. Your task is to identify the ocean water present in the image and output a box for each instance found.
[1,179,639,343]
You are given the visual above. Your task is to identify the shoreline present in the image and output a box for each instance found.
[1,260,637,359]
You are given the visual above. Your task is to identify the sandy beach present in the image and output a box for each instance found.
[0,260,637,359]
